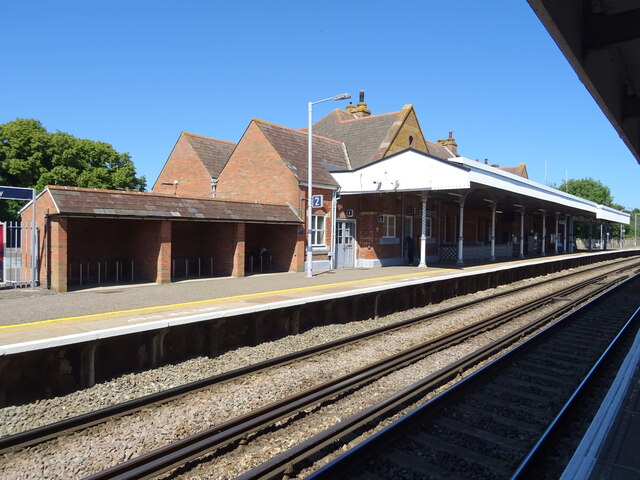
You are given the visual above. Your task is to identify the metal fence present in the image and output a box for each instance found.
[0,221,38,288]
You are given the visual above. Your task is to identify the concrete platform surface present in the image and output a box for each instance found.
[0,251,609,354]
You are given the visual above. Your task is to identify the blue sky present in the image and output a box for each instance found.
[3,1,637,210]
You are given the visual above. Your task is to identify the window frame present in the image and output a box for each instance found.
[381,214,396,239]
[311,214,326,247]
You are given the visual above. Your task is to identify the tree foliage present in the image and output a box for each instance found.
[0,119,146,220]
[559,178,614,206]
[559,178,632,240]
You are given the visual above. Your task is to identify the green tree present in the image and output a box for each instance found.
[559,178,613,206]
[0,119,146,220]
[559,178,630,241]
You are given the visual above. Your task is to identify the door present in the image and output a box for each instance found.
[404,215,414,263]
[335,220,355,268]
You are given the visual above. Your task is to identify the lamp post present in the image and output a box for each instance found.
[307,93,351,278]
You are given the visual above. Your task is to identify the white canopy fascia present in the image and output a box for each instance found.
[449,157,629,224]
[330,149,470,195]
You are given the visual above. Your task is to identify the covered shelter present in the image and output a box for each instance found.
[22,186,302,292]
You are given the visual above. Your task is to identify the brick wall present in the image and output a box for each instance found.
[215,122,301,207]
[152,134,213,198]
[172,221,241,277]
[20,191,60,290]
[387,109,428,155]
[129,220,171,284]
[245,223,299,273]
[61,218,171,285]
[49,218,68,292]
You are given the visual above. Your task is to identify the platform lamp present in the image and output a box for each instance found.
[307,93,351,278]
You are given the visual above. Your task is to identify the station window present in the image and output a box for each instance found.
[311,215,326,246]
[381,214,396,238]
[425,217,433,238]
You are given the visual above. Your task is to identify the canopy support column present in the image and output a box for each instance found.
[418,192,428,268]
[568,216,574,253]
[490,204,496,261]
[541,212,547,256]
[555,213,560,253]
[519,208,526,259]
[457,199,465,265]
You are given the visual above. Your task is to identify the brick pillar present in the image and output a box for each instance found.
[50,217,68,293]
[232,223,245,277]
[156,220,172,284]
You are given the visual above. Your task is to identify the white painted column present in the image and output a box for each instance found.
[519,209,525,259]
[589,223,593,250]
[567,215,573,253]
[555,214,560,253]
[457,200,465,265]
[418,192,427,267]
[490,205,496,261]
[541,212,547,256]
[563,214,568,253]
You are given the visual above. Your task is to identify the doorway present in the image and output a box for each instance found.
[335,220,356,268]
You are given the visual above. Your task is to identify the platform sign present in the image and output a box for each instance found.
[0,186,34,201]
[312,195,323,207]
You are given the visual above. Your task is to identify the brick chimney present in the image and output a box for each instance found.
[345,90,371,118]
[437,131,458,156]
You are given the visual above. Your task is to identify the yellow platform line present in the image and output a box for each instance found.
[0,268,455,330]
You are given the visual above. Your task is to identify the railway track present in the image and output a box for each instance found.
[1,258,639,479]
[77,263,638,479]
[1,257,637,457]
[303,274,640,480]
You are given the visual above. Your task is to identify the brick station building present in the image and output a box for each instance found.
[21,92,629,292]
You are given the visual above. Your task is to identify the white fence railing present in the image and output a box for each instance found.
[1,221,38,288]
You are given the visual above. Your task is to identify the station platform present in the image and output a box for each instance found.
[1,249,629,355]
[0,259,536,354]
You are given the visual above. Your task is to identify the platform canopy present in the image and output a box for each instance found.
[331,149,630,225]
[330,149,470,194]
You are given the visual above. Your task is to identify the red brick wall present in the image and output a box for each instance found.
[245,223,299,273]
[171,221,241,277]
[61,218,170,285]
[20,190,62,290]
[216,122,300,207]
[130,220,171,284]
[152,134,213,198]
[232,223,245,277]
[49,218,68,292]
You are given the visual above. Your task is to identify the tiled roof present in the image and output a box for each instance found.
[500,164,529,178]
[425,140,454,160]
[46,186,301,224]
[254,120,348,186]
[312,109,403,169]
[183,132,236,179]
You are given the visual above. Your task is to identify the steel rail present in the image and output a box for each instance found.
[301,273,640,480]
[3,258,634,454]
[237,274,634,480]
[82,268,630,479]
[510,304,640,479]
